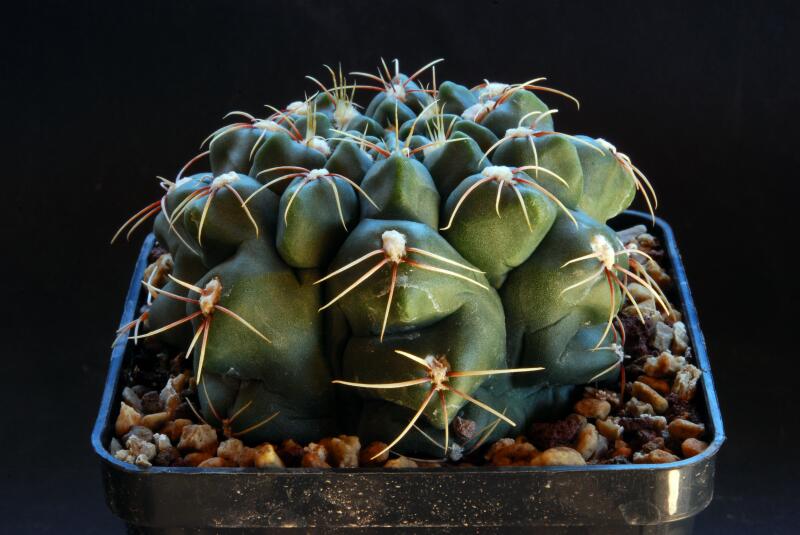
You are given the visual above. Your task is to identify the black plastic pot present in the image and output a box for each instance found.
[92,211,725,534]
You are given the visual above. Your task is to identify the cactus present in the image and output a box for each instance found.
[113,59,665,459]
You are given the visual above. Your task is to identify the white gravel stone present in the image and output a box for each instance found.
[177,424,219,453]
[673,364,702,401]
[644,352,686,377]
[114,449,134,463]
[153,433,172,452]
[126,435,157,461]
[159,378,179,406]
[134,454,152,468]
[650,321,674,353]
[671,321,689,355]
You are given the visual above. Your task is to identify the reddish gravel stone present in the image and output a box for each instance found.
[664,393,699,423]
[621,315,656,359]
[529,414,585,450]
[453,416,477,441]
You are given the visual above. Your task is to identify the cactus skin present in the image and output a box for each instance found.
[481,89,554,137]
[441,168,558,288]
[425,132,488,200]
[146,175,212,347]
[572,136,637,223]
[360,154,440,228]
[125,62,651,456]
[249,132,328,193]
[276,174,359,268]
[502,211,626,383]
[328,219,506,441]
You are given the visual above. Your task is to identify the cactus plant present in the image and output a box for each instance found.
[112,59,665,459]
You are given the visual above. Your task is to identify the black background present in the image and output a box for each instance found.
[2,1,799,533]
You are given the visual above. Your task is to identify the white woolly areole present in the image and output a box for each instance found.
[596,138,617,154]
[286,101,307,114]
[381,230,407,263]
[505,126,534,139]
[461,103,482,121]
[482,165,515,183]
[306,136,331,157]
[461,101,495,121]
[211,171,239,189]
[479,82,510,102]
[199,278,222,315]
[252,119,286,132]
[425,355,450,390]
[307,168,330,181]
[334,102,359,128]
[590,234,616,270]
[389,82,407,101]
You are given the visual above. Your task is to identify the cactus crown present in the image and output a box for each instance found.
[113,59,663,458]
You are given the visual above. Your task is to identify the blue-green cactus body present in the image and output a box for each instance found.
[492,133,585,208]
[125,62,652,457]
[276,173,359,268]
[572,136,637,223]
[209,127,275,176]
[501,211,626,384]
[359,153,440,228]
[450,120,499,154]
[423,131,488,199]
[249,132,328,192]
[480,89,554,136]
[194,238,336,443]
[437,81,476,116]
[441,168,558,288]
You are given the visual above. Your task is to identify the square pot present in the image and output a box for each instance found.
[92,211,725,534]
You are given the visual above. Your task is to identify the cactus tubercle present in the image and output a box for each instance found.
[333,349,544,459]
